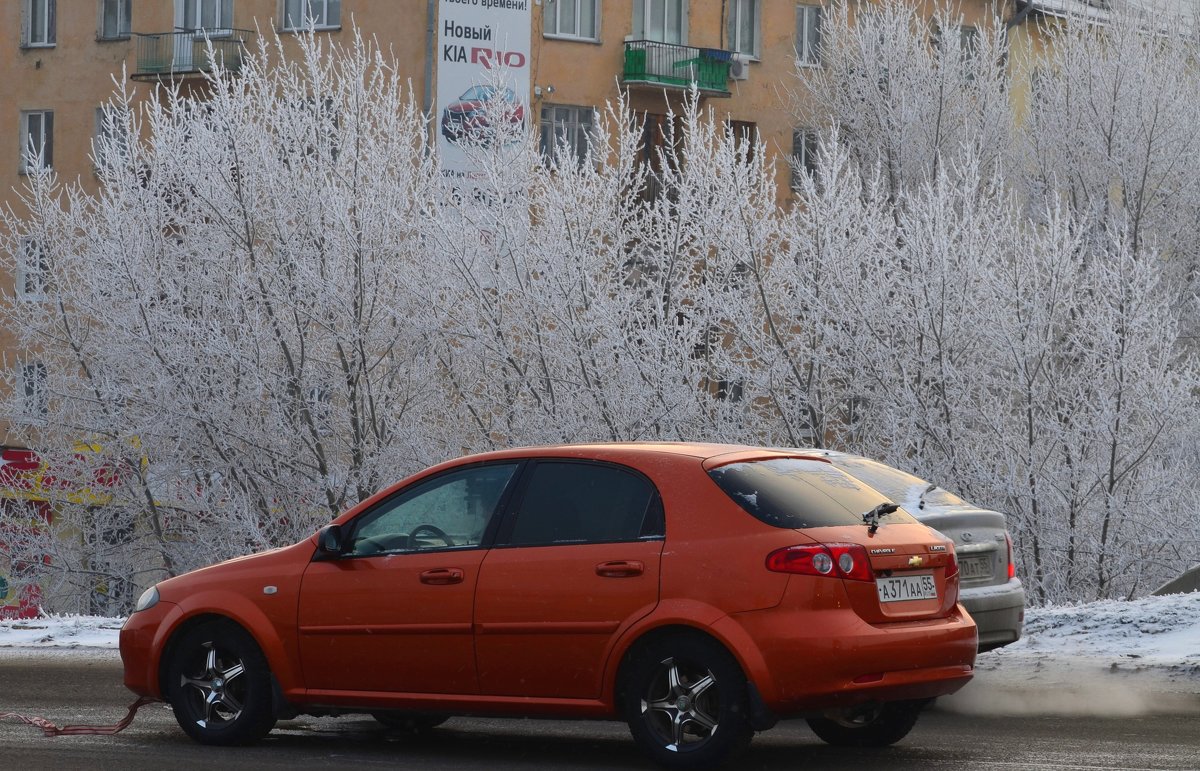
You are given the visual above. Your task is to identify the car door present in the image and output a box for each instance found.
[297,461,520,696]
[473,460,664,699]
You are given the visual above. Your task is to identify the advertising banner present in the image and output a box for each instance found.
[436,0,532,178]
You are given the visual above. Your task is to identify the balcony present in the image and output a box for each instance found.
[131,29,253,81]
[621,41,733,98]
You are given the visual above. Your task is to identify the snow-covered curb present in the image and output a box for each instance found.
[0,615,123,651]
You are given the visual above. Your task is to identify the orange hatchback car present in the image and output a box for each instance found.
[121,443,976,767]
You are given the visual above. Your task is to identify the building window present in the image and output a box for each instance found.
[20,111,53,173]
[281,0,340,31]
[728,0,760,57]
[99,0,132,40]
[94,105,132,172]
[16,239,48,300]
[540,104,594,164]
[726,120,757,163]
[20,361,48,419]
[177,0,233,33]
[795,4,822,66]
[633,0,686,45]
[791,129,818,188]
[544,0,598,40]
[23,0,56,47]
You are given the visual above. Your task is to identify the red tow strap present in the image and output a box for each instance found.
[0,696,160,737]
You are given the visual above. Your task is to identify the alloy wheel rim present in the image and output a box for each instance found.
[180,641,247,728]
[640,656,720,752]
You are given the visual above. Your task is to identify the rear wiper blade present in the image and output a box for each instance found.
[862,502,900,535]
[918,483,936,510]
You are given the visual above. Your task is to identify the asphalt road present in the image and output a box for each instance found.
[1,655,1198,770]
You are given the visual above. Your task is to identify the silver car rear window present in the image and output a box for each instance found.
[708,459,918,529]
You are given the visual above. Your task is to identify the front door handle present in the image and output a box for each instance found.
[596,560,644,578]
[419,568,465,585]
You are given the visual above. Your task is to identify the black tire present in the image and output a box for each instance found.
[806,699,926,748]
[371,712,450,732]
[165,620,277,746]
[620,634,754,769]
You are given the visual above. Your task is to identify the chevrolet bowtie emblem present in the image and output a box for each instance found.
[908,556,924,568]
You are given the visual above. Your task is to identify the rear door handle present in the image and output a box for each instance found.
[596,560,644,578]
[420,568,465,585]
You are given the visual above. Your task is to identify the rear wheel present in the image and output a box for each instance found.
[371,712,449,732]
[165,620,277,746]
[621,634,753,769]
[806,699,926,747]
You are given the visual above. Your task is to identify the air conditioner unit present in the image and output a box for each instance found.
[729,54,751,81]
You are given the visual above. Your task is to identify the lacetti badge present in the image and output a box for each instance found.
[928,544,947,552]
[870,548,896,555]
[908,556,925,568]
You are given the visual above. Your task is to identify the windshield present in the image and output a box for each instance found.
[458,85,500,101]
[830,457,966,510]
[708,458,918,529]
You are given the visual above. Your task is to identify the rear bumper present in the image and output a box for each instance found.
[728,595,977,716]
[960,578,1024,651]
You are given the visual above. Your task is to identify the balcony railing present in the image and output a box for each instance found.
[132,29,253,81]
[621,40,733,97]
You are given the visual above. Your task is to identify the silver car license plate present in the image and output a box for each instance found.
[960,554,993,580]
[877,573,938,603]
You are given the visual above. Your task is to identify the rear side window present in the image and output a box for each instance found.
[506,461,662,546]
[708,458,918,529]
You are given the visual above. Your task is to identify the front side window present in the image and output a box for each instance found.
[348,463,519,557]
[504,461,662,546]
[540,104,595,164]
[795,4,822,66]
[282,0,340,31]
[99,0,132,39]
[544,0,598,40]
[728,0,759,57]
[24,0,56,46]
[633,0,686,44]
[20,111,53,173]
[709,458,919,529]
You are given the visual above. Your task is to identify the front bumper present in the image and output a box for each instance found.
[119,599,180,697]
[960,578,1024,651]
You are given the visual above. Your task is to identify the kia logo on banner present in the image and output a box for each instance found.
[436,0,531,178]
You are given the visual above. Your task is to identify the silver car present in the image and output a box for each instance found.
[797,450,1025,651]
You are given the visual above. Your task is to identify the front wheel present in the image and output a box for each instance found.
[806,699,927,747]
[621,634,753,768]
[165,620,277,745]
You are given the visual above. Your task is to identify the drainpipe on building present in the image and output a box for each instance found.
[424,0,436,139]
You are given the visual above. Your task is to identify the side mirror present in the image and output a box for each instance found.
[316,524,346,557]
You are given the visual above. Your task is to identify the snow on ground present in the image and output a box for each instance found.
[943,591,1200,716]
[1,594,1198,714]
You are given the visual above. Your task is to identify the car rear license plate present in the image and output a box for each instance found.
[876,573,937,603]
[960,554,993,580]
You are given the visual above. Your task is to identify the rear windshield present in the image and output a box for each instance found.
[831,457,966,509]
[708,458,918,529]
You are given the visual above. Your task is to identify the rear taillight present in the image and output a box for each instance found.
[766,543,873,582]
[1005,532,1016,580]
